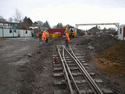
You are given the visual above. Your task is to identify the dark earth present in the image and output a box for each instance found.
[0,35,125,94]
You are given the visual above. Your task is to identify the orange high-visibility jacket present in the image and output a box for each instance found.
[66,33,70,41]
[41,32,46,40]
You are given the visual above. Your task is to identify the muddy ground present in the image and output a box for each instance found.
[0,35,125,94]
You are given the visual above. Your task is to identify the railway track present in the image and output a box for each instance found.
[52,45,113,94]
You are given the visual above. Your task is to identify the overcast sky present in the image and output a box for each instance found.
[0,0,125,29]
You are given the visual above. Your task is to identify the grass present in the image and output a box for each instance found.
[0,38,6,41]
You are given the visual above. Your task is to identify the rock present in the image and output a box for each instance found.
[87,46,95,50]
[28,54,32,57]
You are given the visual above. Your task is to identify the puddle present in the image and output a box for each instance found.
[8,58,30,65]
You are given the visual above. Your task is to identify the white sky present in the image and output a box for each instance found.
[0,0,125,29]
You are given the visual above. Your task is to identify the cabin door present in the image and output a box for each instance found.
[124,27,125,40]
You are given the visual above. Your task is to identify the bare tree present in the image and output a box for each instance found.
[13,9,23,23]
[12,9,24,29]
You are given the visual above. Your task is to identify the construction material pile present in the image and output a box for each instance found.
[88,35,119,52]
[95,40,125,75]
[79,35,119,53]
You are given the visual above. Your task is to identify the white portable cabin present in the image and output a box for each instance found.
[18,30,33,37]
[119,25,125,40]
[0,28,33,38]
[0,28,18,37]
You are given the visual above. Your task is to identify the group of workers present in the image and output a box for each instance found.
[38,30,49,45]
[38,30,70,48]
[54,32,70,65]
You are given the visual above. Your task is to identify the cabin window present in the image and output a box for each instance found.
[10,29,12,33]
[26,30,27,34]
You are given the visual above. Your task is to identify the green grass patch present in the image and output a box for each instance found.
[0,38,6,41]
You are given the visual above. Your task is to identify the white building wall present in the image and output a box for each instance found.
[4,29,13,37]
[119,25,125,40]
[19,30,24,37]
[24,30,27,37]
[13,29,18,37]
[119,27,123,40]
[18,30,32,37]
[0,29,2,37]
[25,30,32,37]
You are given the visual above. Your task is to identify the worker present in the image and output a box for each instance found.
[45,31,49,43]
[65,32,70,48]
[38,30,43,44]
[41,30,46,45]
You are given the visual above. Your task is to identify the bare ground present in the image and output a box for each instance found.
[0,35,125,94]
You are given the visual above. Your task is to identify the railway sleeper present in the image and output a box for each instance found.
[53,90,70,94]
[52,54,58,57]
[54,79,88,85]
[54,80,66,85]
[101,88,113,94]
[53,63,62,67]
[53,67,80,71]
[81,61,86,63]
[53,87,113,94]
[53,67,63,71]
[82,63,88,66]
[53,72,82,77]
[76,56,84,58]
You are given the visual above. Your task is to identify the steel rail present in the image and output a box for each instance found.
[64,46,103,94]
[56,46,74,94]
[69,46,103,94]
[64,47,97,93]
[62,46,81,94]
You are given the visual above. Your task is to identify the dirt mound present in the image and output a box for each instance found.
[95,40,125,75]
[98,40,125,63]
[79,35,119,53]
[89,35,119,52]
[78,39,92,45]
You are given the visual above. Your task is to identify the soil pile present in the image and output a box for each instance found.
[78,39,92,45]
[89,35,119,52]
[98,40,125,63]
[95,40,125,75]
[79,35,119,53]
